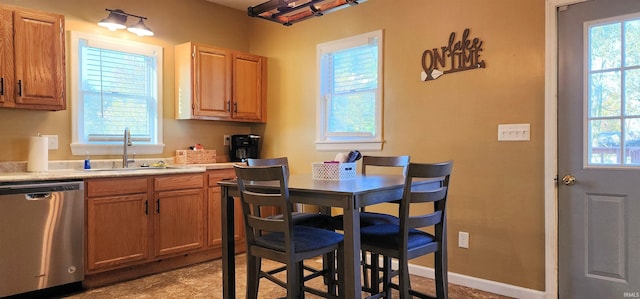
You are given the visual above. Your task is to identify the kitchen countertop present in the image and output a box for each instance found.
[0,160,239,183]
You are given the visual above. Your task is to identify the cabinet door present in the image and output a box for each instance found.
[0,8,13,105]
[13,8,65,110]
[86,194,149,272]
[193,45,231,119]
[232,52,266,122]
[154,188,205,257]
[207,186,244,249]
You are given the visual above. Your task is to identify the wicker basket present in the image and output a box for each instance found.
[312,162,357,180]
[175,150,216,164]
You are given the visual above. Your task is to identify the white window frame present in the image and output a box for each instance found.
[583,13,640,168]
[69,31,164,156]
[315,29,384,151]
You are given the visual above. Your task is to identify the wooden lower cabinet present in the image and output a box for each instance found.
[207,169,244,250]
[86,177,150,272]
[154,188,205,257]
[85,169,245,286]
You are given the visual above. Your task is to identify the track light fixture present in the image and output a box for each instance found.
[248,0,366,26]
[98,9,154,37]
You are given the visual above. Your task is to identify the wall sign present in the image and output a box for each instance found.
[420,28,486,81]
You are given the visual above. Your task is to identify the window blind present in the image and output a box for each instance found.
[80,41,155,141]
[323,42,378,135]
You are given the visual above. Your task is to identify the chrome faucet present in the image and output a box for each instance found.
[123,127,135,168]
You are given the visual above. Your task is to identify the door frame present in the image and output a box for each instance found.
[544,1,589,298]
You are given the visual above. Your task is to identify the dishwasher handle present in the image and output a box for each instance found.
[25,192,53,200]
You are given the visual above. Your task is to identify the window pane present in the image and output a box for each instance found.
[83,93,151,137]
[590,23,621,71]
[590,119,621,165]
[624,118,640,164]
[589,71,621,117]
[328,92,375,134]
[82,47,152,96]
[625,69,640,116]
[625,20,640,67]
[332,45,378,93]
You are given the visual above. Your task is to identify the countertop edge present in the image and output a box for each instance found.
[0,162,239,183]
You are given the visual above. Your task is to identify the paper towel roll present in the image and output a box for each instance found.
[27,136,48,172]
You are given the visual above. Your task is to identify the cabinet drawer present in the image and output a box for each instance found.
[87,177,148,197]
[154,173,204,191]
[207,169,236,187]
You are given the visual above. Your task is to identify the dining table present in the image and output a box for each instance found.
[218,173,438,299]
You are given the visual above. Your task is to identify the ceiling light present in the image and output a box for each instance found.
[97,9,154,37]
[248,0,366,26]
[127,19,154,36]
[98,9,127,31]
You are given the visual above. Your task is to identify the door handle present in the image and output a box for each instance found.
[562,174,576,186]
[17,80,22,96]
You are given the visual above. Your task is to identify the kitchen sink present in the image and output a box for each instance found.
[84,166,179,172]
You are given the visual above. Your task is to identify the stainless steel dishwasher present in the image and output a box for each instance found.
[0,180,84,297]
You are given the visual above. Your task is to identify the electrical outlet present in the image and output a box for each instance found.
[223,135,231,146]
[42,135,58,150]
[458,231,469,249]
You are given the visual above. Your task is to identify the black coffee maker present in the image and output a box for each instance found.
[229,134,261,162]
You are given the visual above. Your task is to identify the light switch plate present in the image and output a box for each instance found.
[498,123,530,141]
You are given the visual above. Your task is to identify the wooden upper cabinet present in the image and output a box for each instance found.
[232,52,266,122]
[0,8,14,106]
[175,42,266,122]
[0,5,65,110]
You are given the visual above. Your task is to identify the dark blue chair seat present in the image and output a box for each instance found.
[257,226,344,253]
[268,212,332,229]
[331,211,399,230]
[360,223,435,250]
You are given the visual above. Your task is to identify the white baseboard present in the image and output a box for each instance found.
[404,262,546,299]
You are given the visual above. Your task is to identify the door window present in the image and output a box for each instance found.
[587,14,640,166]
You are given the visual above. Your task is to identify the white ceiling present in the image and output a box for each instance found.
[205,0,264,11]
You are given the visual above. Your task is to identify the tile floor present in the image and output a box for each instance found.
[65,255,513,299]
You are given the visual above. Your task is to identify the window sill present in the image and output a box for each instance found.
[71,143,165,156]
[315,140,383,151]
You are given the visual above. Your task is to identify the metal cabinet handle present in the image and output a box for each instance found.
[226,101,230,112]
[0,78,4,95]
[234,102,238,113]
[156,198,160,213]
[145,200,149,215]
[17,80,21,96]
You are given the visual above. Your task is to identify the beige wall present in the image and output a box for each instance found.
[0,0,259,162]
[248,0,546,291]
[0,0,546,292]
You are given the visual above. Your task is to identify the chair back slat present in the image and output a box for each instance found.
[247,157,290,177]
[407,210,442,228]
[235,164,294,248]
[362,155,410,175]
[408,186,448,203]
[406,161,453,179]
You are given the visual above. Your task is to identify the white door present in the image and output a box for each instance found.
[558,0,640,298]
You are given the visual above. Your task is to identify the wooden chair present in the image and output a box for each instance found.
[234,164,344,299]
[331,155,410,229]
[329,155,409,293]
[247,157,332,228]
[360,161,453,299]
